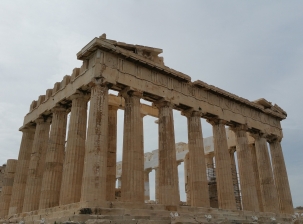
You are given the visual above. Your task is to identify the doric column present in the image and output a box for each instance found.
[81,80,109,204]
[184,153,191,206]
[39,106,68,209]
[249,144,264,212]
[268,136,294,214]
[144,169,152,201]
[23,118,51,212]
[106,105,118,202]
[0,159,17,218]
[250,133,279,213]
[155,101,179,206]
[207,118,236,210]
[59,92,88,205]
[231,125,259,212]
[229,148,242,210]
[184,110,209,207]
[154,167,159,203]
[121,89,144,202]
[8,127,35,215]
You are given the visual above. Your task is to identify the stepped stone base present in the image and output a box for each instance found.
[0,202,294,224]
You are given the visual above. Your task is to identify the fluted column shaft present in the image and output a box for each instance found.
[184,153,191,205]
[0,160,17,218]
[157,101,179,206]
[249,144,264,212]
[121,90,144,202]
[60,93,88,205]
[106,105,118,201]
[186,111,209,207]
[232,126,259,211]
[23,118,50,212]
[81,83,108,204]
[207,119,236,210]
[144,169,151,201]
[269,138,293,214]
[252,133,279,213]
[39,107,68,209]
[8,128,35,215]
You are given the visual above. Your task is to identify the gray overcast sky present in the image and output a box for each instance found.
[0,1,302,207]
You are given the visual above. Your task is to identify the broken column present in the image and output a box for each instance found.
[80,79,108,205]
[207,118,236,210]
[8,127,35,215]
[121,89,144,203]
[39,107,68,209]
[22,118,51,212]
[0,159,17,218]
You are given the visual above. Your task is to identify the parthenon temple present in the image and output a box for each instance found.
[0,34,295,223]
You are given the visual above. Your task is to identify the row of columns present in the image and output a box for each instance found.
[0,80,294,217]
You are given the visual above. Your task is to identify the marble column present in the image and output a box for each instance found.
[154,168,159,203]
[144,169,152,201]
[231,125,259,212]
[8,127,35,215]
[22,118,51,212]
[81,81,108,204]
[229,148,242,210]
[39,107,68,209]
[156,101,179,206]
[250,133,279,213]
[268,137,293,214]
[205,153,218,208]
[184,153,191,206]
[207,118,236,210]
[249,144,264,212]
[106,105,118,202]
[121,90,144,202]
[0,159,17,218]
[185,111,209,207]
[59,92,88,205]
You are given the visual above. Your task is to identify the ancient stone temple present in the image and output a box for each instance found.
[0,34,296,223]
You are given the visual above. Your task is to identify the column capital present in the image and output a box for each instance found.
[52,106,69,113]
[69,90,90,101]
[20,126,35,133]
[108,105,119,111]
[181,108,203,118]
[266,135,282,143]
[89,77,109,87]
[153,99,174,109]
[119,86,143,99]
[206,117,227,126]
[35,117,51,124]
[249,132,267,140]
[229,123,248,132]
[229,146,236,154]
[145,168,152,174]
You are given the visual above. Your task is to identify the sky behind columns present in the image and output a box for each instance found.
[0,1,302,206]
